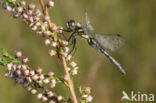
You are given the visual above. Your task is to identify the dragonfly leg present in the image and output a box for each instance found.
[68,35,77,56]
[60,33,68,41]
[68,32,76,42]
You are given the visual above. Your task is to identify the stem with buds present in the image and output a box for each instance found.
[39,0,78,103]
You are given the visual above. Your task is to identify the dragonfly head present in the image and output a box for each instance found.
[66,19,76,30]
[66,19,84,33]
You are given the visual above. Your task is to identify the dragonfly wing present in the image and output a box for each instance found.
[85,11,94,32]
[95,34,125,51]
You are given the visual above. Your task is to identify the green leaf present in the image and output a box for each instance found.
[0,58,8,66]
[79,86,83,94]
[0,48,14,60]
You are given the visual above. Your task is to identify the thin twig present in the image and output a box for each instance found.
[39,0,57,41]
[39,0,78,103]
[62,56,78,103]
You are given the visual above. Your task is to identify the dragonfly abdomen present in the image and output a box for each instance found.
[88,39,126,75]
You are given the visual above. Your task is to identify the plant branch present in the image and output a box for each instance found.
[39,0,78,103]
[39,0,57,41]
[62,56,78,103]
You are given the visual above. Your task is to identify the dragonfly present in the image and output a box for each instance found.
[64,11,126,75]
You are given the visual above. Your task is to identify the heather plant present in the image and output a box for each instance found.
[0,0,93,103]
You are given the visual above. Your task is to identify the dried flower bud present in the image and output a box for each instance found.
[48,72,54,77]
[17,65,21,69]
[31,89,37,94]
[45,39,51,46]
[44,30,51,36]
[64,47,70,53]
[39,74,44,80]
[26,10,33,16]
[43,78,49,84]
[40,25,46,31]
[59,40,68,46]
[37,30,43,36]
[32,74,39,80]
[64,75,68,81]
[52,24,58,31]
[50,79,56,84]
[47,1,54,8]
[57,26,63,33]
[27,77,32,83]
[83,87,91,94]
[16,51,22,58]
[31,25,37,31]
[16,70,22,75]
[67,55,72,61]
[21,64,27,70]
[30,70,35,76]
[67,67,71,71]
[34,16,40,21]
[21,0,26,6]
[37,80,43,84]
[44,15,50,21]
[42,96,48,102]
[57,96,63,101]
[63,52,68,57]
[29,3,36,10]
[72,68,78,75]
[87,96,93,102]
[36,67,43,74]
[28,16,34,23]
[23,57,29,63]
[49,50,56,56]
[37,93,43,99]
[24,69,29,75]
[47,91,54,97]
[22,13,28,19]
[51,41,57,47]
[6,63,12,70]
[29,23,34,28]
[35,9,42,17]
[5,72,9,78]
[70,61,77,67]
[49,100,55,103]
[6,5,12,11]
[13,64,17,71]
[17,7,23,13]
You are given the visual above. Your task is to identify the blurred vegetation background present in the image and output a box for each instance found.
[0,0,156,103]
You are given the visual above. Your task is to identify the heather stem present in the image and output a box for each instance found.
[39,0,78,103]
[39,0,57,41]
[62,56,78,103]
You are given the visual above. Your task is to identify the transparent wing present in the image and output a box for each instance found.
[84,11,94,33]
[95,34,125,51]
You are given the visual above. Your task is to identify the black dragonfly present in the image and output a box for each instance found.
[64,11,126,75]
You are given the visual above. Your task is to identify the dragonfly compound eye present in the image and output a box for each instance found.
[66,19,75,28]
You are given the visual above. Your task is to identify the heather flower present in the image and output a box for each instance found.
[16,51,22,58]
[47,1,54,8]
[0,0,93,102]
